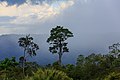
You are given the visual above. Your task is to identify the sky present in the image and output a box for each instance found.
[0,0,120,35]
[0,0,120,63]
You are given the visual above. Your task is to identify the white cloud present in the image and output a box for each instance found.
[0,1,75,24]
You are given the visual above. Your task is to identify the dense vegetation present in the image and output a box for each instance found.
[0,26,120,80]
[1,52,120,80]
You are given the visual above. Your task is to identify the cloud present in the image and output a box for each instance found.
[0,0,75,24]
[0,0,26,6]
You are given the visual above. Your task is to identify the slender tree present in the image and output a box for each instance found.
[47,26,73,65]
[18,34,39,75]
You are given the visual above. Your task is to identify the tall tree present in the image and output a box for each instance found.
[18,34,39,75]
[47,26,73,65]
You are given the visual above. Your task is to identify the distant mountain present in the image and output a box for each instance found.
[0,33,119,65]
[0,34,78,65]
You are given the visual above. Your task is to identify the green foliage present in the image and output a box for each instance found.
[109,43,120,58]
[47,26,73,54]
[18,34,39,57]
[0,57,20,80]
[76,55,85,66]
[65,64,75,79]
[1,34,120,80]
[24,68,73,80]
[0,57,18,70]
[18,34,39,75]
[0,51,120,80]
[47,26,73,64]
[0,67,24,80]
[0,60,40,80]
[25,62,40,76]
[68,53,120,80]
[104,72,120,80]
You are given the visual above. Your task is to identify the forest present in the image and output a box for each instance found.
[0,26,120,80]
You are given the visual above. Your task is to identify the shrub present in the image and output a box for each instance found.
[24,68,73,80]
[104,72,120,80]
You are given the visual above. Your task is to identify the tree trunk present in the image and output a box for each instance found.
[58,53,62,65]
[23,49,26,76]
[59,40,62,65]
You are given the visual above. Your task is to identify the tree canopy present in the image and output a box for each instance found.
[47,26,73,65]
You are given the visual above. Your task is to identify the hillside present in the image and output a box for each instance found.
[0,34,119,65]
